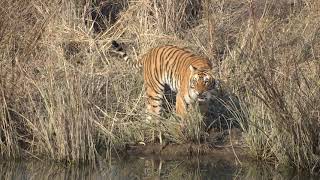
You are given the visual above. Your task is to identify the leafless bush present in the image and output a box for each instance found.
[0,0,319,173]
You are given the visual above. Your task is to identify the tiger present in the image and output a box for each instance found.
[111,40,217,121]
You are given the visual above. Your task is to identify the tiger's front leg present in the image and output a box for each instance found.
[175,93,188,123]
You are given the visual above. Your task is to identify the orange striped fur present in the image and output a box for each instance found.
[111,41,216,119]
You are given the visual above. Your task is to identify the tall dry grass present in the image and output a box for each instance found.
[0,0,319,174]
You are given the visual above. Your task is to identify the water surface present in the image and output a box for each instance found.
[0,156,318,180]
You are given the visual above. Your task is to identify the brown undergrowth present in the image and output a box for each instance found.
[0,0,319,174]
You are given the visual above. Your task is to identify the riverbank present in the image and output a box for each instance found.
[125,128,246,158]
[0,0,319,175]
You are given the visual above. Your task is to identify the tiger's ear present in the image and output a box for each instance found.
[189,65,197,73]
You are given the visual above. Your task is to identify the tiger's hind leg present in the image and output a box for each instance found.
[145,86,164,144]
[145,87,164,120]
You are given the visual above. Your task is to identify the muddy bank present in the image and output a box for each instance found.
[126,144,248,161]
[125,128,248,162]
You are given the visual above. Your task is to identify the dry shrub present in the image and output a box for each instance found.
[0,0,199,162]
[0,0,320,173]
[223,0,320,172]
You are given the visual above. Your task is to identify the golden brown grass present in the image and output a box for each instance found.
[0,0,319,174]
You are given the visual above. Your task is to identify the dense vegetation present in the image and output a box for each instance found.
[0,0,319,174]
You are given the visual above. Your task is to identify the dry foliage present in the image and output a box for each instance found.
[0,0,319,173]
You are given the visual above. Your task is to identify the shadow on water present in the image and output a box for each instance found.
[0,157,319,180]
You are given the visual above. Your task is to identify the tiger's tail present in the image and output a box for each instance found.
[111,40,142,69]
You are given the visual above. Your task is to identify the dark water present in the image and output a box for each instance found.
[0,156,319,180]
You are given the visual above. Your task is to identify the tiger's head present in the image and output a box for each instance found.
[188,65,217,102]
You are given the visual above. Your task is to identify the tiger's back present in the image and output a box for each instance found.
[142,45,212,92]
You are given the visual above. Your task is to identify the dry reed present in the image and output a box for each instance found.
[0,0,319,174]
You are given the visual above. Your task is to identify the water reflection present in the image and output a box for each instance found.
[0,157,318,180]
